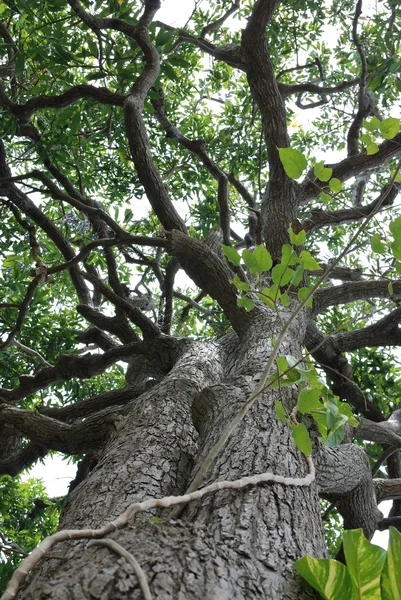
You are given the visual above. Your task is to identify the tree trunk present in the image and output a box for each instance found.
[18,309,326,599]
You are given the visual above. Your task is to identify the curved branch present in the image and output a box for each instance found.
[331,307,401,352]
[0,443,48,477]
[312,279,401,315]
[167,229,254,338]
[0,83,124,122]
[0,143,91,305]
[302,182,399,232]
[0,404,121,454]
[299,133,401,203]
[0,341,159,403]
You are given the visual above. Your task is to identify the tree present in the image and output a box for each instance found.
[1,0,401,597]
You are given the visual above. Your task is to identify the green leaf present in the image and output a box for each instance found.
[389,217,401,238]
[329,178,343,192]
[366,143,380,155]
[326,395,339,429]
[326,426,345,447]
[379,117,400,140]
[291,263,305,287]
[338,403,359,427]
[390,241,401,261]
[237,296,255,312]
[381,527,401,600]
[388,282,394,296]
[222,244,241,266]
[314,161,333,182]
[291,422,312,455]
[252,244,273,271]
[280,293,290,306]
[343,529,386,599]
[299,250,322,271]
[297,287,313,308]
[288,225,307,246]
[320,192,332,203]
[275,401,287,424]
[297,388,322,414]
[294,556,353,600]
[271,264,295,286]
[363,116,381,131]
[278,147,307,179]
[281,244,298,265]
[231,274,249,291]
[242,248,259,274]
[370,234,386,254]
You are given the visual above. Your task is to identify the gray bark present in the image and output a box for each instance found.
[18,310,328,600]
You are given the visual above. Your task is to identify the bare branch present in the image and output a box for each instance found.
[331,307,401,352]
[302,182,399,232]
[0,443,48,477]
[312,279,401,315]
[200,1,240,38]
[0,404,121,454]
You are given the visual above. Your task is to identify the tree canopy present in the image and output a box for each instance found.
[1,0,401,598]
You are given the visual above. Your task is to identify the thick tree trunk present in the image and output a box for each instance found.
[18,310,326,599]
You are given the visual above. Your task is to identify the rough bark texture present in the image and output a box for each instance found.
[17,311,326,600]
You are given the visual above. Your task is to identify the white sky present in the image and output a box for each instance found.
[18,0,394,551]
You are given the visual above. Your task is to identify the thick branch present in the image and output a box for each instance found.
[0,83,124,122]
[242,0,296,259]
[0,342,162,404]
[167,229,254,337]
[331,307,401,352]
[313,280,401,315]
[0,404,121,454]
[0,443,48,477]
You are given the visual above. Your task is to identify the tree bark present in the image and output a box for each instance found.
[18,311,327,599]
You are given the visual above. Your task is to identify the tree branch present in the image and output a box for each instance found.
[302,182,399,232]
[299,133,401,203]
[312,280,401,315]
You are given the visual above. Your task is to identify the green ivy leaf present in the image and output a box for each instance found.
[242,248,259,274]
[271,264,295,286]
[299,250,322,271]
[237,296,255,312]
[329,178,343,192]
[291,263,305,287]
[297,287,313,308]
[379,117,400,140]
[314,161,333,182]
[370,234,386,254]
[338,403,359,427]
[222,244,241,266]
[252,244,273,272]
[291,423,312,455]
[280,293,290,306]
[366,143,380,155]
[294,556,353,600]
[275,401,287,424]
[326,395,339,429]
[278,147,307,179]
[363,116,381,131]
[231,274,249,291]
[297,388,322,414]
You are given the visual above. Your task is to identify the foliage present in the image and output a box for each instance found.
[0,475,60,594]
[0,0,401,596]
[294,527,401,600]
